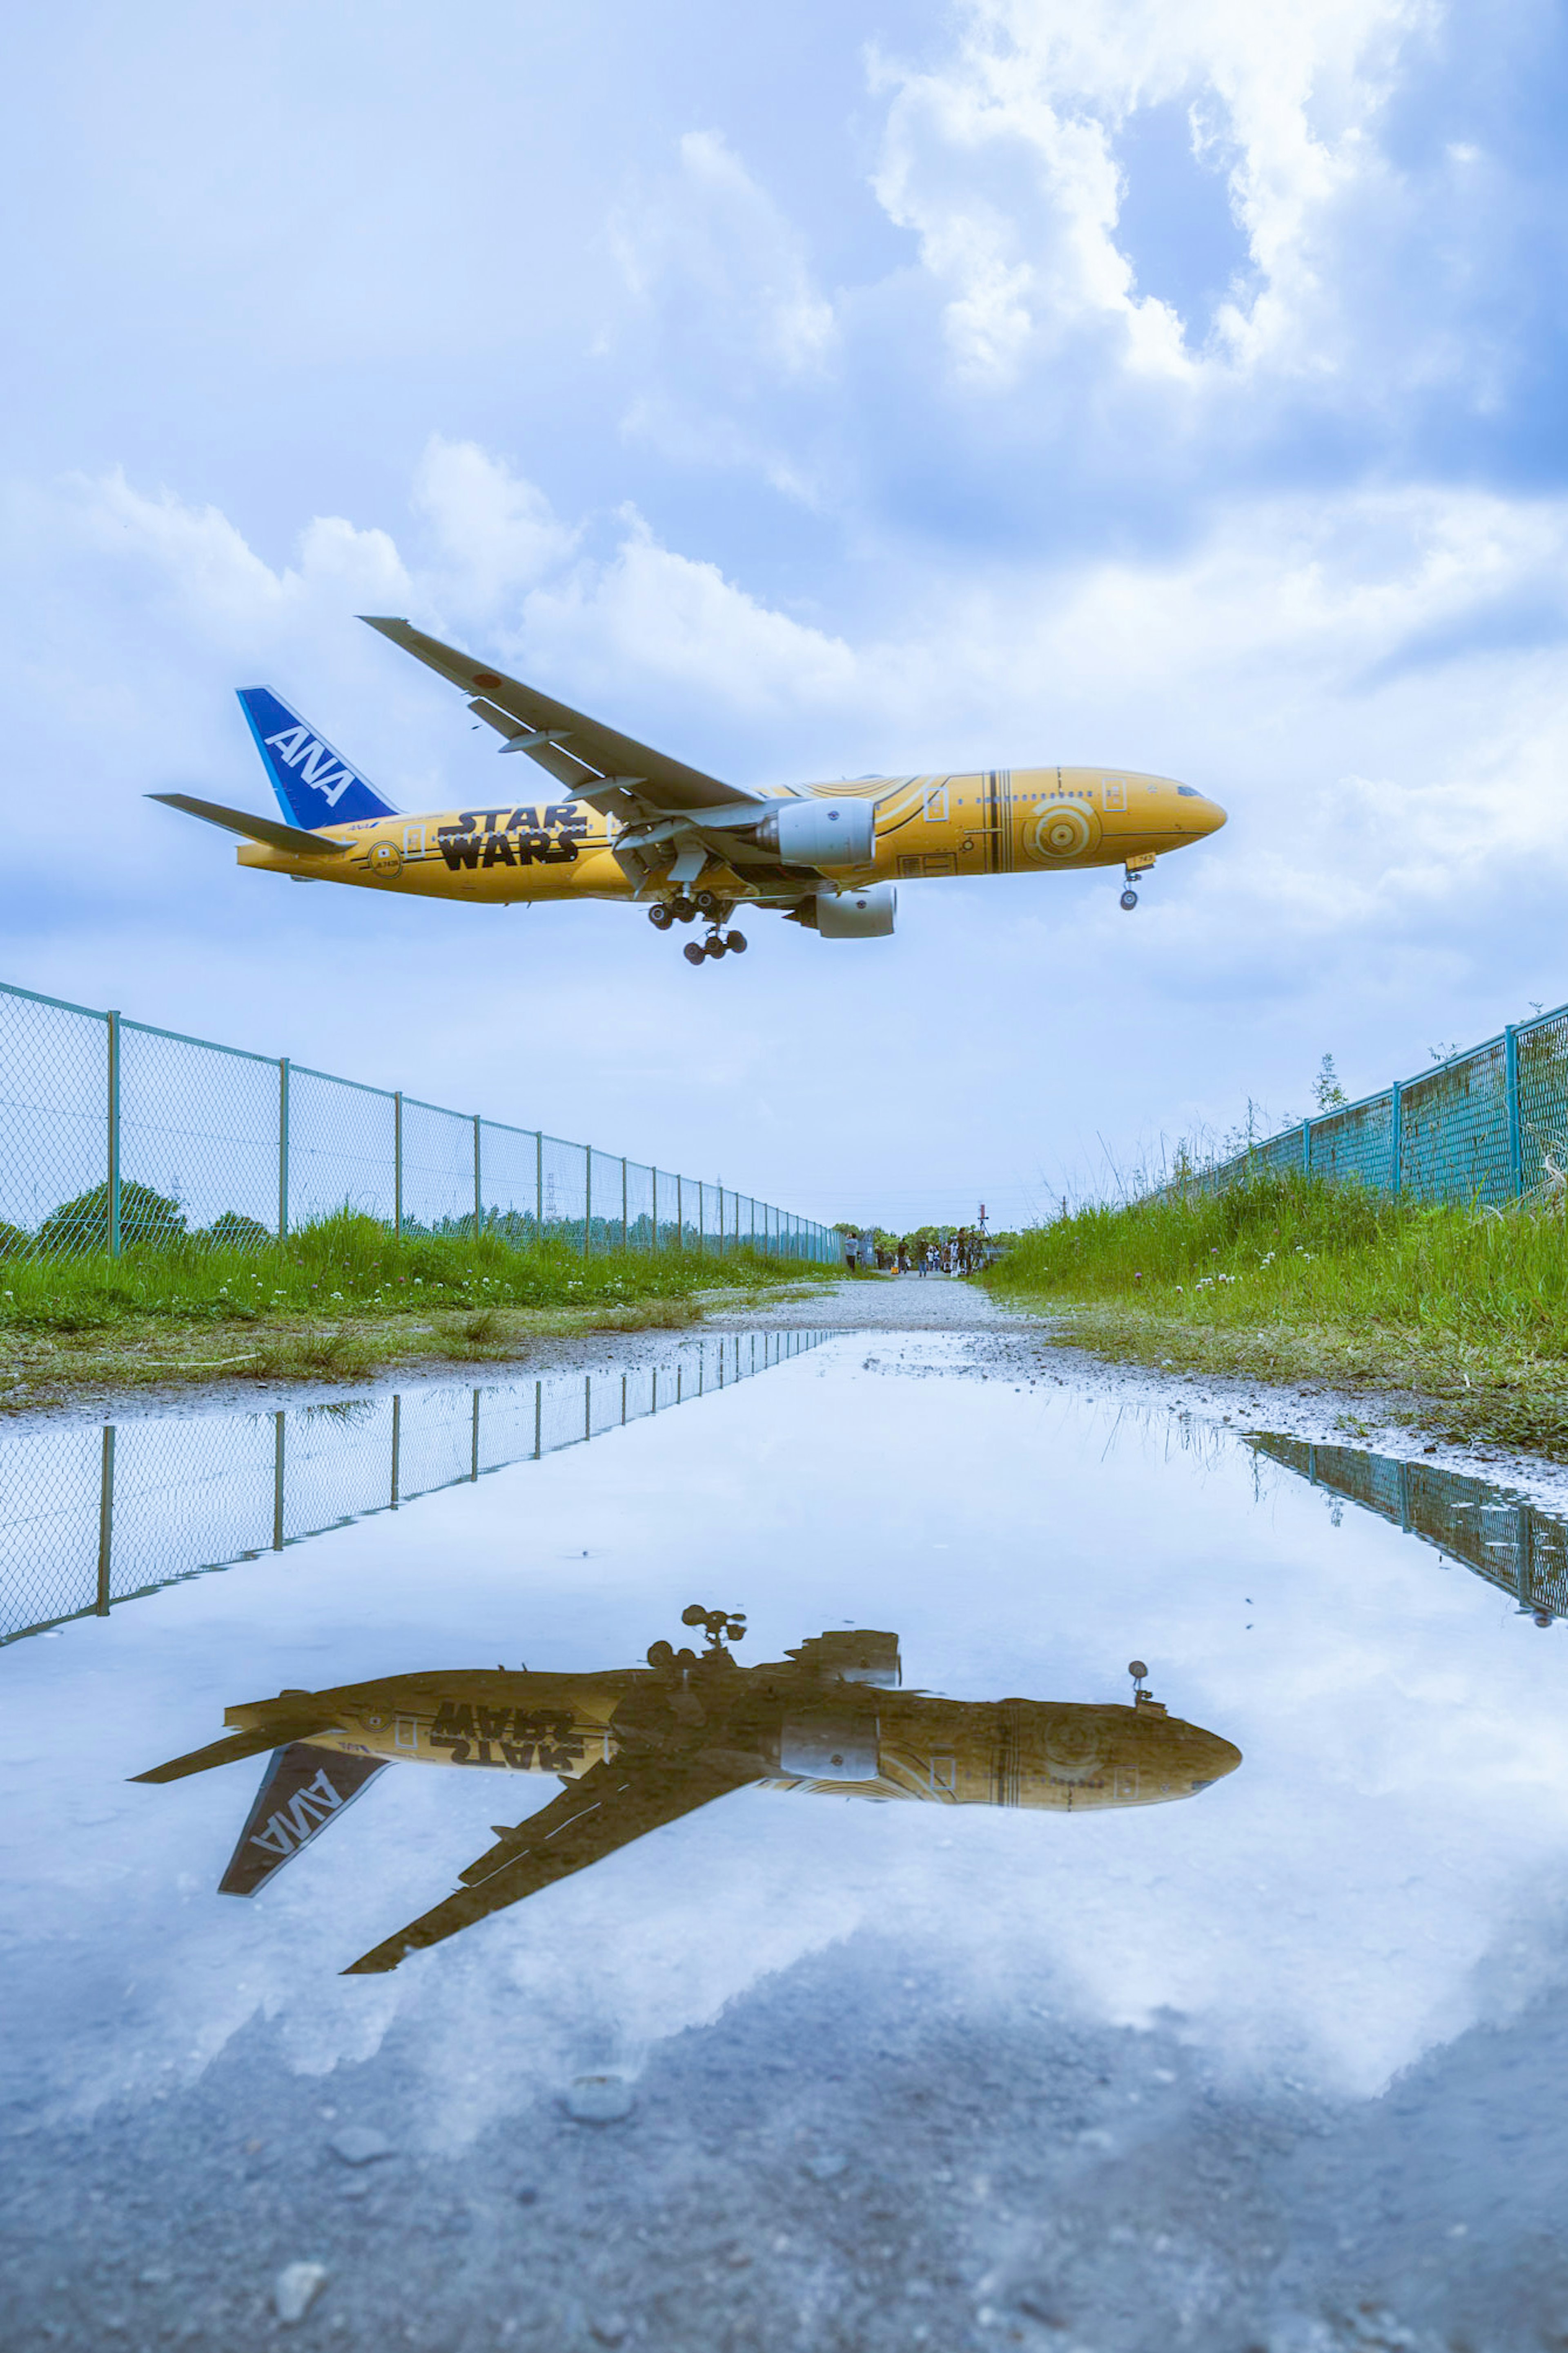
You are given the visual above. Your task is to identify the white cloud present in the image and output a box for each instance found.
[869,0,1432,384]
[614,130,837,381]
[410,436,580,616]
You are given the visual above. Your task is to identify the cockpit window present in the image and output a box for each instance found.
[1176,785,1201,796]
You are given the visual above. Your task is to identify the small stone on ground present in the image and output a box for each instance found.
[274,2261,329,2324]
[564,2074,635,2123]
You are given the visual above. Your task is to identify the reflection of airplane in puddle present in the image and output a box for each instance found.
[1252,1434,1568,1627]
[135,1609,1241,1975]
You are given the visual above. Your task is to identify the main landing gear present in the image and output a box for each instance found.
[682,930,748,966]
[650,897,746,966]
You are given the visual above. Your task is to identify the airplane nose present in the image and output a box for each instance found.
[1190,1733,1243,1790]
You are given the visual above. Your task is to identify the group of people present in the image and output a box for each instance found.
[840,1224,993,1276]
[898,1227,989,1276]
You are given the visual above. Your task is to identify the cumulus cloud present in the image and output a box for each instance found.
[869,0,1431,386]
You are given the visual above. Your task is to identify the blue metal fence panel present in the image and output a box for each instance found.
[1165,995,1568,1213]
[0,979,842,1264]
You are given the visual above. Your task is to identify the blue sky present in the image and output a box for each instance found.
[2,0,1565,1225]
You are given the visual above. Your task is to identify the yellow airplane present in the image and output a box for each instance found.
[133,1606,1241,1974]
[149,618,1227,966]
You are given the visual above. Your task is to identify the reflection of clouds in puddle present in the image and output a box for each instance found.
[11,1336,1568,2135]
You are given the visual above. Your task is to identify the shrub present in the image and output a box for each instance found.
[36,1180,187,1256]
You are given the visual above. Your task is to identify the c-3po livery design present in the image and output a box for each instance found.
[133,1608,1241,1975]
[150,618,1227,968]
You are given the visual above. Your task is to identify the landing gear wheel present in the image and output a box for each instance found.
[648,903,674,931]
[672,897,696,924]
[695,890,720,916]
[703,933,727,959]
[682,940,706,966]
[1119,889,1139,911]
[725,931,748,954]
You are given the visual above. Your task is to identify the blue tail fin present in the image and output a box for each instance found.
[237,688,399,826]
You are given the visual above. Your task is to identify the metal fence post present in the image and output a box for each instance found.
[394,1091,404,1239]
[1506,1024,1523,1198]
[652,1166,659,1250]
[536,1131,544,1241]
[473,1115,483,1238]
[621,1156,628,1251]
[277,1057,290,1241]
[584,1146,592,1256]
[273,1411,285,1550]
[106,1011,121,1257]
[1301,1120,1312,1178]
[391,1393,401,1506]
[95,1424,115,1613]
[1390,1082,1403,1200]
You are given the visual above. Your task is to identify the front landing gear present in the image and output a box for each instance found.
[1118,855,1156,913]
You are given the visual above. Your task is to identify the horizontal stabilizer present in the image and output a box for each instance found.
[131,1712,340,1783]
[220,1742,388,1897]
[147,792,350,858]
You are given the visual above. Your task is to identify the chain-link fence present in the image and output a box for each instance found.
[1253,1434,1568,1624]
[0,981,842,1261]
[0,1329,829,1644]
[1168,999,1568,1208]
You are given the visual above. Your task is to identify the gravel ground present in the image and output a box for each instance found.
[6,1931,1565,2353]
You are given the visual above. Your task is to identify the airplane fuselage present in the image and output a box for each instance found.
[223,1662,1239,1811]
[236,766,1226,907]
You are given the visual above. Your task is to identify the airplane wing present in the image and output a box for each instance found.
[147,792,352,858]
[360,616,760,820]
[341,1753,746,1975]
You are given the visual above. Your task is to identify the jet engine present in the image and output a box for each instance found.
[778,1713,881,1780]
[756,796,876,866]
[814,884,897,939]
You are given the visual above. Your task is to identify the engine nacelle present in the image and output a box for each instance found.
[815,884,897,939]
[757,796,876,867]
[778,1713,881,1780]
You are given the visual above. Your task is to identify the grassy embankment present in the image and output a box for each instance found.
[987,1172,1568,1455]
[0,1212,838,1404]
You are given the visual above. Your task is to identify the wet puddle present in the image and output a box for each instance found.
[2,1333,1566,2351]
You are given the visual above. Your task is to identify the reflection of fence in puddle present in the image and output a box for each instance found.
[1251,1433,1568,1623]
[0,1331,827,1646]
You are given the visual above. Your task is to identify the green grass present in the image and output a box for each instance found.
[987,1172,1568,1454]
[0,1211,829,1332]
[0,1212,837,1400]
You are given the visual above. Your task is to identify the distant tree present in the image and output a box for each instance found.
[1312,1054,1348,1113]
[36,1180,187,1256]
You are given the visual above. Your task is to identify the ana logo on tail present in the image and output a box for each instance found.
[236,686,399,829]
[262,725,361,808]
